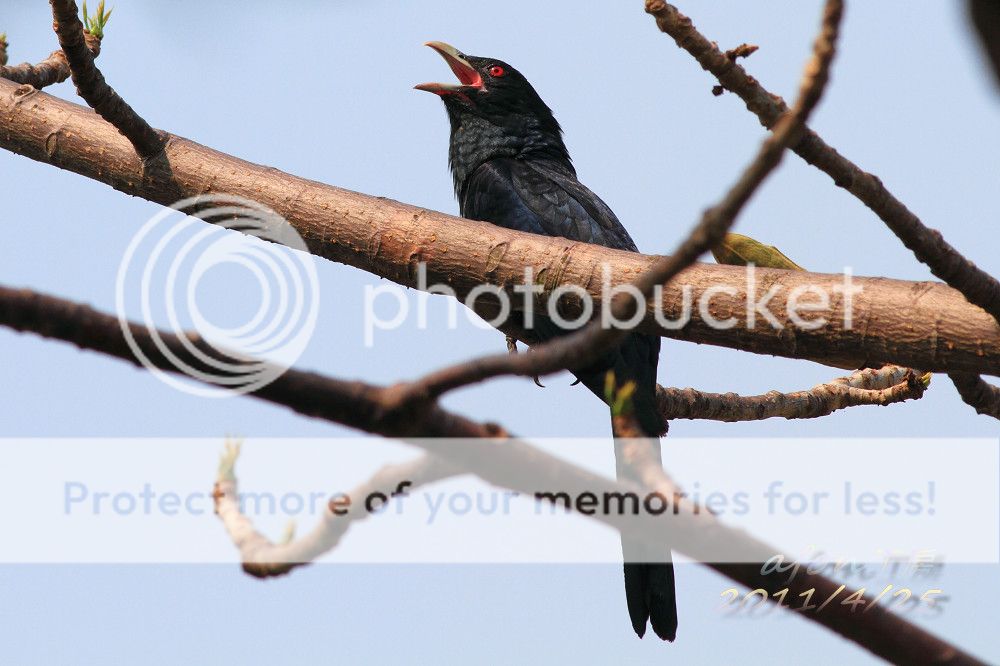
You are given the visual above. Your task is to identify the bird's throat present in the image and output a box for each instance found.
[446,113,571,200]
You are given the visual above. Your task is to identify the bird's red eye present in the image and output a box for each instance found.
[489,65,505,77]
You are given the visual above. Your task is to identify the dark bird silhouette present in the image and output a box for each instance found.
[417,42,677,641]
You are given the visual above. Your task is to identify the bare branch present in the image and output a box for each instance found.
[657,365,928,422]
[215,444,457,577]
[966,0,1000,424]
[0,31,101,89]
[645,0,1000,326]
[48,0,163,157]
[949,372,1000,419]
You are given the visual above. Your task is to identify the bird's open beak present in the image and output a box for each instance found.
[415,41,483,95]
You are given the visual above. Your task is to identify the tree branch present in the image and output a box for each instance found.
[1,76,998,376]
[657,365,928,422]
[214,444,458,577]
[644,0,1000,326]
[0,31,101,89]
[949,372,1000,419]
[48,0,163,157]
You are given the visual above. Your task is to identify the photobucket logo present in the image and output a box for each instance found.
[363,263,862,346]
[115,195,320,397]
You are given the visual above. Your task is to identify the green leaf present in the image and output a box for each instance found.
[81,0,112,39]
[604,370,637,417]
[612,381,636,417]
[712,232,805,271]
[603,369,616,405]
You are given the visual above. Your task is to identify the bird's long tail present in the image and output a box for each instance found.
[577,332,678,641]
[614,435,678,642]
[533,315,678,641]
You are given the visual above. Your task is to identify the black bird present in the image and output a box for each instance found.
[417,42,678,641]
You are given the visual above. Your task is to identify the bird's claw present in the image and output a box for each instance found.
[506,335,542,385]
[506,335,518,354]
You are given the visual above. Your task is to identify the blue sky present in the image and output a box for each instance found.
[1,1,998,663]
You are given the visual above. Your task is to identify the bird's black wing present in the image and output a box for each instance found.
[461,158,639,251]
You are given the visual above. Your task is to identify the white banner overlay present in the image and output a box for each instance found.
[0,438,996,564]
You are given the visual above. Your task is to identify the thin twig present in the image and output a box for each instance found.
[48,0,164,157]
[0,32,101,89]
[644,0,1000,327]
[215,447,457,577]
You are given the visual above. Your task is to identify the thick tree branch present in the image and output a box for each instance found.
[0,283,984,664]
[657,365,928,422]
[48,0,163,157]
[0,31,100,89]
[644,0,1000,326]
[1,77,998,376]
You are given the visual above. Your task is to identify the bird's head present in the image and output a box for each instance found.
[416,41,570,179]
